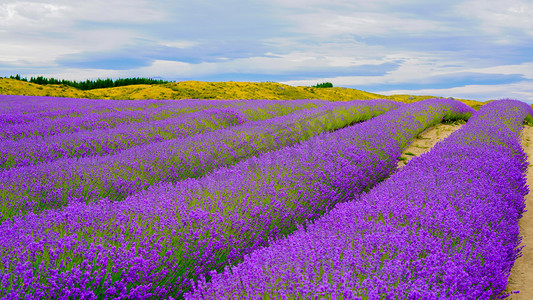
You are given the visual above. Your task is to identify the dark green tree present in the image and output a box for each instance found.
[6,75,168,90]
[312,82,333,88]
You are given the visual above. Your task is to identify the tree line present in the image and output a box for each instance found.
[312,82,333,88]
[7,74,168,90]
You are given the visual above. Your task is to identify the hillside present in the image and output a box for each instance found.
[0,77,483,107]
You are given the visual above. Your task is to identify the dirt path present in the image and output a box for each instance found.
[397,122,463,168]
[507,125,533,299]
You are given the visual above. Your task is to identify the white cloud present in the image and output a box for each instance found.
[280,52,468,86]
[456,0,533,41]
[159,40,199,49]
[0,0,165,26]
[35,46,396,81]
[65,0,165,23]
[0,28,141,66]
[0,1,164,67]
[288,11,451,38]
[0,2,67,27]
[132,60,203,78]
[269,0,420,10]
[469,62,533,80]
[268,0,461,40]
[377,81,533,102]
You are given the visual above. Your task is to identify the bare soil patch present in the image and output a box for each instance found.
[397,122,463,168]
[507,125,533,299]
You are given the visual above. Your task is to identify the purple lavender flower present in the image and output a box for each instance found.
[0,100,324,170]
[0,97,233,141]
[0,99,397,219]
[185,99,531,299]
[0,98,473,299]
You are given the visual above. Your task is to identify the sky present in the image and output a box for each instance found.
[0,0,532,102]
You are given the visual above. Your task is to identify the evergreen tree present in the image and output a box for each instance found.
[5,75,168,90]
[312,82,333,88]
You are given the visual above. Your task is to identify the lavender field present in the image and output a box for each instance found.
[0,95,530,299]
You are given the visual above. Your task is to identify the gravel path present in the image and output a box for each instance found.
[508,125,533,299]
[397,122,463,168]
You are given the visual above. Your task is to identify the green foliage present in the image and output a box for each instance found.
[442,114,469,124]
[6,74,168,90]
[524,114,533,126]
[9,74,25,81]
[312,82,333,88]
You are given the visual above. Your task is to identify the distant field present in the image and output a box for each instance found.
[0,77,483,108]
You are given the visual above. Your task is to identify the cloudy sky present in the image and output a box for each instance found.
[1,0,532,101]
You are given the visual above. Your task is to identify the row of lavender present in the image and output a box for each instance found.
[0,97,231,140]
[0,95,166,122]
[0,99,399,220]
[186,99,532,299]
[0,99,475,299]
[1,95,338,138]
[0,95,275,126]
[0,95,173,116]
[0,108,245,170]
[0,100,324,170]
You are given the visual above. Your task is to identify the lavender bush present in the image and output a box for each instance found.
[0,100,322,170]
[0,99,473,299]
[0,95,150,119]
[0,95,319,128]
[0,98,230,141]
[186,99,531,300]
[0,100,397,219]
[0,108,245,169]
[0,95,254,126]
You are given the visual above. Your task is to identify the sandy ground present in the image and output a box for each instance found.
[397,122,463,168]
[507,125,533,299]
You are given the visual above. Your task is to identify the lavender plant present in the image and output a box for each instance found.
[0,100,322,170]
[0,100,397,219]
[0,95,182,126]
[185,99,531,299]
[0,95,129,117]
[0,99,230,141]
[0,99,474,299]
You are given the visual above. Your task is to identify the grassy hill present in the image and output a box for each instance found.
[0,77,483,108]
